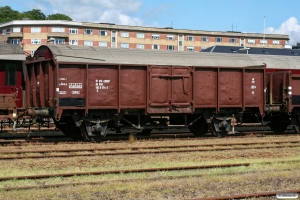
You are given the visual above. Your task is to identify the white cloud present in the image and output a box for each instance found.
[39,0,143,25]
[264,17,300,45]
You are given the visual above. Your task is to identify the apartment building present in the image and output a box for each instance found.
[0,20,290,56]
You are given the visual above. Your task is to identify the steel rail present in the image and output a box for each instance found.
[192,189,300,200]
[2,140,300,154]
[0,144,300,160]
[1,168,294,191]
[0,132,298,146]
[0,163,251,182]
[0,160,299,182]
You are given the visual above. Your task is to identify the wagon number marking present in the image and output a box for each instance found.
[95,79,110,92]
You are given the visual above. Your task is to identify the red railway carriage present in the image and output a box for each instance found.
[247,54,300,133]
[25,45,266,142]
[0,43,25,122]
[201,46,300,133]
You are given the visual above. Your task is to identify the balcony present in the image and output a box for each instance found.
[47,32,69,37]
[6,32,23,38]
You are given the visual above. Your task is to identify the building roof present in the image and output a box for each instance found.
[0,43,26,60]
[0,20,290,40]
[201,45,300,56]
[32,45,266,68]
[30,45,300,70]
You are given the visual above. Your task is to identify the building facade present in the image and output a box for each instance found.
[0,20,290,56]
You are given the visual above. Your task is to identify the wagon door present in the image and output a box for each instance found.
[147,66,193,113]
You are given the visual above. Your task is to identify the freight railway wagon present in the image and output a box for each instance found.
[25,45,267,142]
[246,54,300,133]
[0,43,26,125]
[201,46,300,133]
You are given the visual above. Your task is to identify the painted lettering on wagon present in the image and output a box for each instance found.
[251,78,256,95]
[69,83,83,89]
[95,79,110,92]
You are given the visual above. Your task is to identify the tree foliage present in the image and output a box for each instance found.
[22,9,47,20]
[0,6,72,23]
[47,13,72,21]
[0,6,22,23]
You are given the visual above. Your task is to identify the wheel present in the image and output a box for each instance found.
[65,119,84,141]
[80,121,107,143]
[210,118,228,138]
[269,122,287,134]
[189,117,208,137]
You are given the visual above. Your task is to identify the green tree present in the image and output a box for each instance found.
[21,9,46,20]
[47,13,72,21]
[0,6,21,23]
[0,6,72,23]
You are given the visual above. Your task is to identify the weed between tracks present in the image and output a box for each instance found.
[0,136,300,199]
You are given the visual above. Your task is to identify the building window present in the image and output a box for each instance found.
[70,40,78,45]
[121,32,129,37]
[121,43,129,48]
[187,36,194,41]
[31,39,41,44]
[99,41,108,47]
[54,38,65,44]
[260,39,267,44]
[136,44,144,49]
[229,38,237,43]
[152,44,160,50]
[99,30,107,36]
[187,46,194,51]
[215,37,223,42]
[31,27,41,33]
[273,40,280,45]
[167,35,175,40]
[52,27,65,32]
[11,39,20,44]
[201,36,208,42]
[152,34,160,39]
[248,39,255,44]
[2,29,6,35]
[11,27,20,33]
[84,29,93,35]
[84,40,93,46]
[167,45,175,50]
[5,63,16,86]
[69,28,78,34]
[136,32,144,38]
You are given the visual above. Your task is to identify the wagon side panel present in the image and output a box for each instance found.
[58,64,86,107]
[120,66,146,108]
[219,69,243,108]
[193,68,217,108]
[87,65,118,108]
[244,69,265,114]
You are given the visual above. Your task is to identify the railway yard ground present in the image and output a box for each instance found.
[0,125,300,199]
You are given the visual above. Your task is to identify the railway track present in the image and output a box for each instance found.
[1,168,296,192]
[0,160,298,182]
[0,128,298,146]
[1,140,300,160]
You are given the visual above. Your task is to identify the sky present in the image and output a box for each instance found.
[1,0,300,45]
